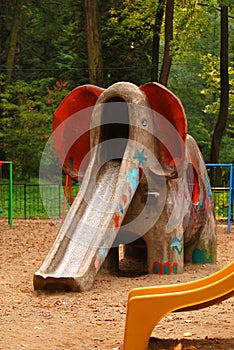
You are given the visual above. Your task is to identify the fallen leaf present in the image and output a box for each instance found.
[92,337,103,341]
[183,331,193,337]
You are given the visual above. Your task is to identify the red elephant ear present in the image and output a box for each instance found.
[140,82,187,173]
[53,85,104,179]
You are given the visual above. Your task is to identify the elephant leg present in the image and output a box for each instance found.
[145,220,184,275]
[185,215,216,264]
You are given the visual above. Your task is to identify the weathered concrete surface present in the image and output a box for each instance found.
[34,82,216,291]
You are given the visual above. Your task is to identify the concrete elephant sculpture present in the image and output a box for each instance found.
[34,81,216,292]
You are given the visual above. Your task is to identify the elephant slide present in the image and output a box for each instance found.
[34,159,140,292]
[34,81,216,292]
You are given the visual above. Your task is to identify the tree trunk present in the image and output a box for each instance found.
[6,0,23,83]
[84,0,104,86]
[159,0,174,86]
[210,5,229,165]
[151,0,166,82]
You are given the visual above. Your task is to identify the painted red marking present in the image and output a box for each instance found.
[114,215,120,229]
[122,194,128,205]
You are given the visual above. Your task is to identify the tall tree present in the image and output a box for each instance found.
[151,0,166,82]
[210,3,229,164]
[159,0,174,86]
[84,0,104,86]
[5,0,23,83]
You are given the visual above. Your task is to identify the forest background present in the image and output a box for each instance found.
[0,0,233,181]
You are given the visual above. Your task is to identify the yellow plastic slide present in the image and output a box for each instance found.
[123,261,234,350]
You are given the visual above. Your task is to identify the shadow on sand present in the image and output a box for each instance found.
[148,337,234,350]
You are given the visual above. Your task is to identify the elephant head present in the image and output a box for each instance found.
[53,81,187,180]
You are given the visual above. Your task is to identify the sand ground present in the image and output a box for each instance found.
[0,219,233,350]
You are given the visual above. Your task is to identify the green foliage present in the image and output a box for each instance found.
[0,0,233,179]
[52,1,89,87]
[0,75,69,179]
[172,2,209,57]
[168,51,211,162]
[101,0,156,85]
[106,0,156,47]
[0,0,88,86]
[198,54,234,162]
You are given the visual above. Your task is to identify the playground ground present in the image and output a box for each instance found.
[0,219,233,350]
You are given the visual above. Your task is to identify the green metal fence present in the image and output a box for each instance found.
[206,164,233,233]
[0,182,232,221]
[0,183,79,219]
[0,161,13,227]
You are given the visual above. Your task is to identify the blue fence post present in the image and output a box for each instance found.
[229,164,233,233]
